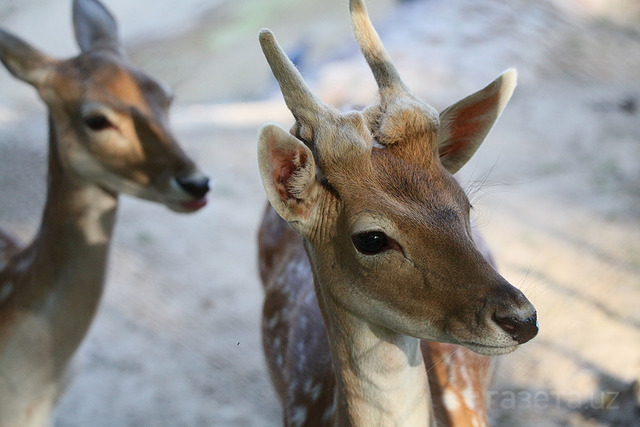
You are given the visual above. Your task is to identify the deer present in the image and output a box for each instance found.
[256,0,538,425]
[0,0,210,425]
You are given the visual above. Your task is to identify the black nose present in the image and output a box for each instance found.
[493,312,538,344]
[176,176,210,199]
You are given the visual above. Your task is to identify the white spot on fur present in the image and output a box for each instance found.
[266,314,279,329]
[303,377,314,393]
[0,281,13,302]
[15,253,35,273]
[290,406,308,426]
[321,394,337,423]
[310,382,322,402]
[301,377,322,402]
[443,389,460,411]
[462,386,478,412]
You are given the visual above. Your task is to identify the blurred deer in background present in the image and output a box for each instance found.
[0,0,209,425]
[257,0,537,425]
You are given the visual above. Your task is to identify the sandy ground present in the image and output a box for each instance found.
[0,0,639,426]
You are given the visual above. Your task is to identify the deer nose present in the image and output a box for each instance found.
[493,312,538,344]
[176,175,210,199]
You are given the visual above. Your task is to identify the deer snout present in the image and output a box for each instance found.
[474,276,538,347]
[492,311,538,344]
[168,172,210,213]
[489,282,538,344]
[176,174,210,199]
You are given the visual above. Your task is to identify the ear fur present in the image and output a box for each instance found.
[437,68,517,174]
[0,29,56,87]
[73,0,122,55]
[258,123,320,232]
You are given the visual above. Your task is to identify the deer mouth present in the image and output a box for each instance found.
[178,196,208,212]
[164,196,208,213]
[461,341,519,356]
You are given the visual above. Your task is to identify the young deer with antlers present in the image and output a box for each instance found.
[257,0,537,425]
[0,0,209,425]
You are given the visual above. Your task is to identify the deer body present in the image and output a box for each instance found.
[257,0,537,425]
[0,127,118,426]
[0,1,209,425]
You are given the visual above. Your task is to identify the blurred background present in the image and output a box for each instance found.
[0,0,638,425]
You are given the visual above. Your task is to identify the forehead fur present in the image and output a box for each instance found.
[334,147,469,226]
[314,100,443,192]
[51,52,169,112]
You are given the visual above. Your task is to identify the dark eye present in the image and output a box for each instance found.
[84,114,112,131]
[352,231,390,255]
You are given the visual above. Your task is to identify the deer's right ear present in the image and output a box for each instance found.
[258,123,320,230]
[0,30,55,87]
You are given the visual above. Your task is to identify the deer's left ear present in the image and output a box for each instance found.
[437,68,517,174]
[73,0,122,55]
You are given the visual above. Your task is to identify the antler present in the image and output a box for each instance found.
[258,29,328,142]
[259,28,372,178]
[349,0,516,175]
[349,0,439,165]
[349,0,407,97]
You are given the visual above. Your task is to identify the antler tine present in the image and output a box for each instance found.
[259,29,325,129]
[349,0,406,95]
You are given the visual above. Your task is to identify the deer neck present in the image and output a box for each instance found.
[16,116,118,360]
[309,259,434,426]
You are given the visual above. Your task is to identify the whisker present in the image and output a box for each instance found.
[461,156,513,207]
[424,348,458,375]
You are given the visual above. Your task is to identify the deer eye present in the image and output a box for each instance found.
[352,231,390,255]
[84,113,112,131]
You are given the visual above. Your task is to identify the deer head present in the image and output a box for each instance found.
[0,0,209,212]
[257,0,537,355]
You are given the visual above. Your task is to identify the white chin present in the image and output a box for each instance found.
[166,203,193,213]
[463,342,519,356]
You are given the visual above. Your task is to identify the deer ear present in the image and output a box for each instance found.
[258,123,320,232]
[0,30,56,87]
[73,0,122,55]
[437,68,517,174]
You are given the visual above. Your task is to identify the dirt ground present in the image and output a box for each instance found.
[0,0,639,426]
